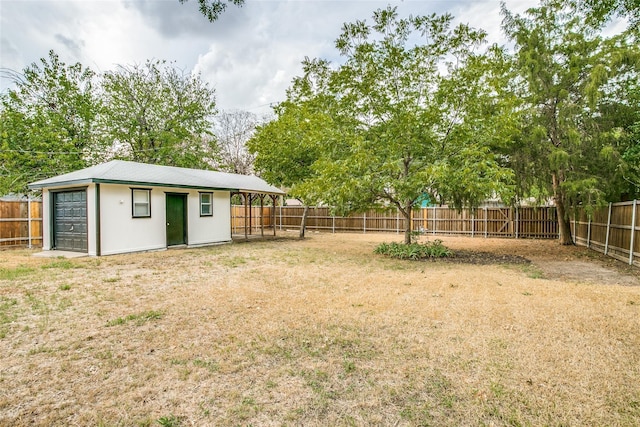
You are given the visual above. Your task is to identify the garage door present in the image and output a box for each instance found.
[53,190,88,252]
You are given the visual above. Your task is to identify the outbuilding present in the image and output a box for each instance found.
[28,160,285,256]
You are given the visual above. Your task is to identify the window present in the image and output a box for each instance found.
[132,188,151,217]
[200,192,213,216]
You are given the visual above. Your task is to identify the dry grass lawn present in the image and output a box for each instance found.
[0,232,639,426]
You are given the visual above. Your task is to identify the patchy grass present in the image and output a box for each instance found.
[105,310,163,327]
[41,258,82,270]
[0,265,37,280]
[0,233,639,426]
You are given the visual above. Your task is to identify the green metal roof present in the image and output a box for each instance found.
[28,160,285,195]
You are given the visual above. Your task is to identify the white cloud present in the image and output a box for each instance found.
[0,0,624,115]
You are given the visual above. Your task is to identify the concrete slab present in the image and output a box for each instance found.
[32,250,89,259]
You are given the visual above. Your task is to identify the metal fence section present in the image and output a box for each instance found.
[572,200,639,267]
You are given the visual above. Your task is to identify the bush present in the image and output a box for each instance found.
[374,239,452,260]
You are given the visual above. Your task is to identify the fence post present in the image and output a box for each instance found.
[587,213,592,248]
[515,207,519,239]
[630,199,637,266]
[279,205,282,231]
[27,195,32,249]
[433,207,437,234]
[510,207,514,238]
[604,202,612,255]
[332,214,335,234]
[471,209,475,238]
[363,212,366,234]
[396,211,400,234]
[484,207,488,238]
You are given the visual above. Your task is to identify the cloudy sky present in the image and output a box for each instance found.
[1,0,540,115]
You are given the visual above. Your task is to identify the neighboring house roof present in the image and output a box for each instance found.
[28,160,285,195]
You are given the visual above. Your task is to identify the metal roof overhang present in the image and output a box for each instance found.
[28,178,284,195]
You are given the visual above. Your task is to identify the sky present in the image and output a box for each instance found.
[1,0,543,116]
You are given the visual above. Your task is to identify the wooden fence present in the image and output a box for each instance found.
[268,205,559,239]
[231,205,274,235]
[6,200,637,267]
[572,200,639,267]
[0,200,43,248]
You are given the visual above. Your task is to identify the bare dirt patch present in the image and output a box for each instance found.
[438,249,531,265]
[0,232,639,426]
[430,235,639,286]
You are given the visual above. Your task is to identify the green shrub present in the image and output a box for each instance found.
[374,239,452,260]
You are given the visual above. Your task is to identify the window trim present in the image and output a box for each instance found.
[199,192,213,217]
[131,188,151,218]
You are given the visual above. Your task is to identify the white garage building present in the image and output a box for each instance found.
[28,160,284,256]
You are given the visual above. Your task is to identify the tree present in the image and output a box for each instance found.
[502,0,640,244]
[212,110,259,174]
[101,60,218,169]
[250,7,517,243]
[0,50,102,194]
[247,98,336,238]
[178,0,244,22]
[576,0,640,28]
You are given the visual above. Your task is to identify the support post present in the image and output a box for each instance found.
[604,202,612,255]
[587,213,591,248]
[260,194,265,237]
[332,214,335,234]
[248,194,253,235]
[515,207,519,239]
[630,199,637,266]
[271,195,277,236]
[243,193,248,240]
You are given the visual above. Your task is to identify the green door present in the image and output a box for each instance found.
[166,194,187,246]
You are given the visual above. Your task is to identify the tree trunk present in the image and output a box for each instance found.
[299,204,309,239]
[402,202,413,245]
[553,172,573,245]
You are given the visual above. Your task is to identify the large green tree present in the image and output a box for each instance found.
[250,7,517,243]
[101,60,218,169]
[0,50,102,194]
[502,0,640,244]
[247,92,340,237]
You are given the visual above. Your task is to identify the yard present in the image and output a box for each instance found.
[0,232,639,426]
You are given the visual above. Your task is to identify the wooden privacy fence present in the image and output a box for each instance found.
[231,205,274,235]
[572,200,639,267]
[9,200,637,267]
[270,205,559,239]
[0,200,43,248]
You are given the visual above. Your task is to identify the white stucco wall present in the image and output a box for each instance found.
[98,184,231,256]
[87,184,97,256]
[186,190,231,246]
[41,189,51,251]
